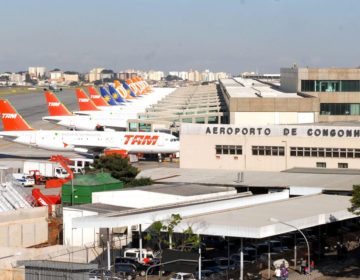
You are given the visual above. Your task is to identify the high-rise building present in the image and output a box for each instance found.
[88,68,104,82]
[28,67,46,79]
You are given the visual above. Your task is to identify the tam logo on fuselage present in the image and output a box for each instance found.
[79,98,89,103]
[48,102,60,107]
[124,135,159,145]
[91,95,100,99]
[2,113,17,119]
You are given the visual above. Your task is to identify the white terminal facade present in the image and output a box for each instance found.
[180,68,360,171]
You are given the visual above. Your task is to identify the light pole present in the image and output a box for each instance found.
[270,218,311,275]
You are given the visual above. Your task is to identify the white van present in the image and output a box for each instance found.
[123,248,155,261]
[12,173,35,187]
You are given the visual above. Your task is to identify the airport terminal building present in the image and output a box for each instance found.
[180,123,360,171]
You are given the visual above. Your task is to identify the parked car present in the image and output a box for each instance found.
[267,240,289,253]
[213,257,236,271]
[114,263,137,280]
[259,252,280,267]
[115,256,156,276]
[12,173,35,187]
[170,272,196,280]
[89,269,113,280]
[201,259,222,273]
[230,253,255,264]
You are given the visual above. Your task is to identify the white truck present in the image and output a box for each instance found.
[23,160,68,179]
[12,173,35,187]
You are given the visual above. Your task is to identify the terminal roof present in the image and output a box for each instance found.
[138,167,359,191]
[220,78,301,98]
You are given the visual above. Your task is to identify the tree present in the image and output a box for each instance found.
[349,185,360,215]
[145,214,200,254]
[144,213,182,254]
[91,154,153,187]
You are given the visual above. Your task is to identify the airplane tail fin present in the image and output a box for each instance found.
[122,82,137,98]
[44,91,72,116]
[108,85,126,103]
[88,86,109,107]
[75,88,100,111]
[0,99,34,131]
[114,80,131,99]
[99,87,119,106]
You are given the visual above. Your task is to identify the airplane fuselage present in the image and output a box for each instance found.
[0,130,179,154]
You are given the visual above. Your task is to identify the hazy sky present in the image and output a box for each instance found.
[0,0,359,74]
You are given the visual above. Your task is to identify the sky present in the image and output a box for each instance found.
[0,0,359,74]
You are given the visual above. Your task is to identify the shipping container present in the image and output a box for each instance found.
[62,173,123,205]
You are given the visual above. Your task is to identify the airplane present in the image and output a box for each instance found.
[0,99,180,156]
[42,91,128,131]
[114,80,135,99]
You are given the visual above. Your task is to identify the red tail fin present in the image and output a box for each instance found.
[87,86,109,107]
[75,88,100,111]
[44,91,72,116]
[0,99,33,131]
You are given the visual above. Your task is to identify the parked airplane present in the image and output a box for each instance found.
[0,100,179,156]
[42,91,128,131]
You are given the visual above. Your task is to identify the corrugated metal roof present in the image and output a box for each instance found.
[18,260,98,270]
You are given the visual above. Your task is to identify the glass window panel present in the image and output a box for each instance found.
[229,145,236,155]
[258,146,265,156]
[236,146,242,155]
[311,147,318,157]
[222,145,229,154]
[297,147,303,157]
[347,149,354,158]
[279,147,285,156]
[326,148,332,157]
[340,149,347,158]
[318,148,325,157]
[252,146,258,155]
[304,148,311,157]
[265,146,271,156]
[290,147,296,156]
[333,148,339,157]
[216,145,222,154]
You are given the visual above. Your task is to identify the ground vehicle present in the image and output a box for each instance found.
[267,240,289,253]
[12,173,35,187]
[89,269,113,280]
[23,160,68,179]
[114,263,137,280]
[115,257,155,276]
[123,248,155,261]
[170,272,196,280]
[213,257,236,271]
[201,259,221,273]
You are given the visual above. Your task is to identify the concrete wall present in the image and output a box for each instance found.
[231,112,316,125]
[0,207,48,247]
[228,96,318,114]
[280,68,299,92]
[63,208,99,246]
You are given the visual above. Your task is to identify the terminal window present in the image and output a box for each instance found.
[290,147,360,158]
[338,163,349,168]
[252,146,284,156]
[320,103,360,115]
[216,145,242,155]
[301,80,360,92]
